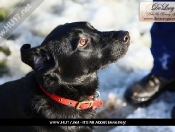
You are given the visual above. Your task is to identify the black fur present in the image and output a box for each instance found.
[0,22,130,132]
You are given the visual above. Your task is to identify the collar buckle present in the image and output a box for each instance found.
[76,100,93,110]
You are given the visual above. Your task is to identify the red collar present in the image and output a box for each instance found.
[39,85,103,110]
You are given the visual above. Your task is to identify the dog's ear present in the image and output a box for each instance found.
[21,44,36,69]
[20,44,53,73]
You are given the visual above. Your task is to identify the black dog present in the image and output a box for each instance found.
[0,22,130,132]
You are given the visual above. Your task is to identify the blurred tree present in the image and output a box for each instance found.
[0,8,7,21]
[0,47,10,77]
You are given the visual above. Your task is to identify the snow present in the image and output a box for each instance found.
[0,0,175,131]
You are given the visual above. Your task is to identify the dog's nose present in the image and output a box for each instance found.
[118,31,130,44]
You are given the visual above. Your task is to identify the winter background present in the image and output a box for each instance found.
[0,0,175,131]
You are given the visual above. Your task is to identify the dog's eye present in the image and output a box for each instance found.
[78,38,88,47]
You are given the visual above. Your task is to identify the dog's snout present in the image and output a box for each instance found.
[118,31,130,44]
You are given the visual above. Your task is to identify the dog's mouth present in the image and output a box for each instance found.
[114,31,130,58]
[97,31,130,70]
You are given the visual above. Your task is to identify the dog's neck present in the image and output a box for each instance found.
[36,72,98,101]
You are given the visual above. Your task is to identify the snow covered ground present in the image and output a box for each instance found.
[1,0,175,131]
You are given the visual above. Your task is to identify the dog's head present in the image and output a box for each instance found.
[21,22,130,85]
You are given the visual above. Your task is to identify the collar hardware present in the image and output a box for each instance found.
[39,85,103,110]
[76,100,93,110]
